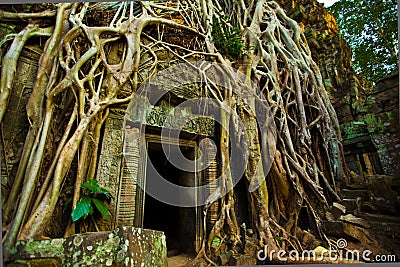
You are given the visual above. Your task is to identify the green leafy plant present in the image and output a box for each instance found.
[211,16,246,60]
[64,179,113,222]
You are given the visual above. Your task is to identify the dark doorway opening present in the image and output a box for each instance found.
[143,142,197,256]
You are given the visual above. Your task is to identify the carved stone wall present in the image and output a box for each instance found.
[118,126,141,227]
[364,74,399,177]
[96,109,125,230]
[1,45,41,203]
[128,99,215,137]
[95,94,216,231]
[340,73,399,177]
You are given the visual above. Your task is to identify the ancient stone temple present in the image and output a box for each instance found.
[96,92,217,254]
[340,73,400,178]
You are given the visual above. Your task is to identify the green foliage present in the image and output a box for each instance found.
[211,16,246,60]
[211,236,221,248]
[65,179,112,222]
[72,196,92,221]
[0,24,17,42]
[329,0,398,82]
[275,236,282,247]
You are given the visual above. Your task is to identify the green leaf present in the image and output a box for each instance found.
[211,237,221,248]
[329,0,398,82]
[71,196,92,222]
[81,179,100,193]
[92,198,110,218]
[99,187,113,199]
[275,236,282,246]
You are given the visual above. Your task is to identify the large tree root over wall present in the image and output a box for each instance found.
[1,0,344,263]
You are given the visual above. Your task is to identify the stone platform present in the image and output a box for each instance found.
[6,227,167,267]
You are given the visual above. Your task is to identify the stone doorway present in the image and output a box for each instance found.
[142,139,199,256]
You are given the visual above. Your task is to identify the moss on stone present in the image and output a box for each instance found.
[9,227,167,266]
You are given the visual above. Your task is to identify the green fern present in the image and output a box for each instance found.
[211,16,246,60]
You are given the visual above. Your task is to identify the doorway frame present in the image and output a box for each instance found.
[133,132,203,252]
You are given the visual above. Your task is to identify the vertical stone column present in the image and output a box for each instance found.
[96,110,124,230]
[116,125,141,226]
[96,117,144,229]
[204,142,219,231]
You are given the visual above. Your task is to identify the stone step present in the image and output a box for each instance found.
[340,199,358,212]
[341,189,369,200]
[354,211,400,224]
[344,184,367,190]
[339,214,370,229]
[323,221,373,243]
[361,202,400,216]
[368,221,400,237]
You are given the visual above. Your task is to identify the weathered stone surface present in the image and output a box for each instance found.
[301,230,320,249]
[229,254,257,266]
[96,111,125,230]
[354,212,400,225]
[341,189,368,200]
[340,199,358,213]
[7,258,62,267]
[323,221,374,245]
[7,227,167,267]
[218,250,234,265]
[346,171,367,189]
[366,175,399,206]
[1,45,41,203]
[339,214,370,229]
[367,84,400,177]
[369,221,400,238]
[325,211,336,222]
[361,202,400,216]
[243,236,259,257]
[117,125,140,227]
[341,74,399,178]
[127,99,215,136]
[330,202,346,219]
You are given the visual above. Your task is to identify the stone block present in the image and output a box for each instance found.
[302,230,317,248]
[323,221,374,245]
[361,202,400,216]
[7,227,167,267]
[229,254,257,266]
[7,258,62,267]
[366,175,399,206]
[243,238,259,256]
[339,214,370,229]
[341,189,368,200]
[340,199,358,213]
[325,211,336,222]
[330,202,346,219]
